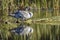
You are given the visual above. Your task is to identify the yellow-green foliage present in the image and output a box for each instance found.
[0,0,60,40]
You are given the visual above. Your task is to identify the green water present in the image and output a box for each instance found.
[0,0,60,40]
[0,23,60,40]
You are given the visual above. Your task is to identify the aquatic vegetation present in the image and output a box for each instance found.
[0,0,60,40]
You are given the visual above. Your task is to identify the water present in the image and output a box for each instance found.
[0,0,60,40]
[30,24,60,40]
[0,23,60,40]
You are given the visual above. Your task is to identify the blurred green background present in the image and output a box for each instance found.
[0,0,60,40]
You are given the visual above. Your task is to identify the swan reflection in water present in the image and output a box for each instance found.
[9,24,33,40]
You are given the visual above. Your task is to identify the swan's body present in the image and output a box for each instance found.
[9,10,33,20]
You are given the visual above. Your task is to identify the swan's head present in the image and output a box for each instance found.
[29,12,33,18]
[29,28,33,33]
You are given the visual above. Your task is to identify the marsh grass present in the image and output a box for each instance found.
[0,0,60,40]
